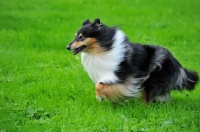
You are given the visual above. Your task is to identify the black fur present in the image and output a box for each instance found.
[67,18,199,102]
[78,19,116,51]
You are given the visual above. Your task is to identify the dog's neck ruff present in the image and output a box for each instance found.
[81,29,126,84]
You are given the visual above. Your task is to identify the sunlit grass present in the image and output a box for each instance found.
[0,0,200,131]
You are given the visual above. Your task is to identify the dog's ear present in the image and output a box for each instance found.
[82,19,90,26]
[91,18,102,28]
[93,18,100,25]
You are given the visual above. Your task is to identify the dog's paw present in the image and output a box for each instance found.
[96,95,106,102]
[96,96,104,102]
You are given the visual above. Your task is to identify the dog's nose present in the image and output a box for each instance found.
[66,45,71,50]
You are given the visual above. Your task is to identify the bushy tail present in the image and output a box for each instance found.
[183,69,199,90]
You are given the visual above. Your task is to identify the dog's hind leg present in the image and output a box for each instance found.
[144,87,172,103]
[154,91,172,103]
[141,89,149,105]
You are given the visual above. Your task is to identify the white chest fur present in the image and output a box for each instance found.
[81,53,118,83]
[81,30,126,84]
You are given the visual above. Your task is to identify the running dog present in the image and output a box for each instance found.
[66,18,199,103]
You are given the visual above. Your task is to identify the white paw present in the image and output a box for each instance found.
[96,96,104,102]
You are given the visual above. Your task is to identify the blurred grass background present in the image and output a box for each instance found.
[0,0,200,131]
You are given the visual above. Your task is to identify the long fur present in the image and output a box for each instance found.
[67,18,199,103]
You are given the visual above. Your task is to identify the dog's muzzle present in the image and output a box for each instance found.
[66,41,87,55]
[66,41,73,50]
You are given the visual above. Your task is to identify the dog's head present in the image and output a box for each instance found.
[67,18,106,55]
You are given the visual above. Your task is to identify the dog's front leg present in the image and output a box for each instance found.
[95,82,106,102]
[95,82,123,103]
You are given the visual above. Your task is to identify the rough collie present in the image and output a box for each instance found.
[66,18,199,104]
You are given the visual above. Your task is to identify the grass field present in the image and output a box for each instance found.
[0,0,200,131]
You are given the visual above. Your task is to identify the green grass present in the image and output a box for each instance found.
[0,0,200,131]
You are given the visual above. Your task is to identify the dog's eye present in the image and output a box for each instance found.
[79,36,83,39]
[79,36,85,41]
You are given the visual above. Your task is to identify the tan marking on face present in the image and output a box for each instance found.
[70,41,81,49]
[85,38,105,54]
[78,33,83,37]
[71,37,105,54]
[70,36,88,49]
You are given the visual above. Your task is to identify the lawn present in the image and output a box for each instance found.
[0,0,200,131]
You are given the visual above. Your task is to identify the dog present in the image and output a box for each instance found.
[66,18,199,104]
